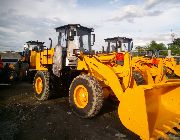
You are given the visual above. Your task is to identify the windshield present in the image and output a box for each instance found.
[57,27,92,53]
[105,40,132,53]
[58,29,67,47]
[77,29,91,53]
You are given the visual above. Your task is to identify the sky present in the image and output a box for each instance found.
[0,0,180,51]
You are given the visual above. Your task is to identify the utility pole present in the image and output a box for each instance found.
[171,29,175,43]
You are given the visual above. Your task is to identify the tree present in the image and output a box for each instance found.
[145,41,167,56]
[134,46,146,56]
[146,41,167,51]
[135,46,145,53]
[168,38,180,55]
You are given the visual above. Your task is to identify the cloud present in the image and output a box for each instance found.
[136,33,170,43]
[0,0,179,51]
[0,0,80,51]
[144,0,180,9]
[109,5,162,23]
[0,0,110,51]
[0,9,65,51]
[145,0,164,9]
[133,31,180,47]
[0,11,64,32]
[108,0,180,23]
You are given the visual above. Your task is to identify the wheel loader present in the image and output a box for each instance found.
[21,40,50,82]
[133,49,180,78]
[0,53,19,84]
[102,37,168,85]
[155,50,180,78]
[31,24,180,140]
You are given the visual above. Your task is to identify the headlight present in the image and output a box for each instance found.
[73,49,80,55]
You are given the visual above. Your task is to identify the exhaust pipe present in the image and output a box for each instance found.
[49,38,52,49]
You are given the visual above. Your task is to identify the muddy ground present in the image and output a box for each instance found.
[0,82,141,140]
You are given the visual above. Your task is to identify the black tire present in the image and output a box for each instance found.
[132,71,145,85]
[33,71,51,101]
[69,74,104,118]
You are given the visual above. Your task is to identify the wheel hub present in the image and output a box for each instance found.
[35,77,43,94]
[74,85,88,108]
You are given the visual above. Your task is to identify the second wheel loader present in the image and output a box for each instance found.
[132,49,180,78]
[102,36,167,85]
[31,24,180,140]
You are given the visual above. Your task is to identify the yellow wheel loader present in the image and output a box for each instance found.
[31,24,180,140]
[133,49,180,78]
[131,57,169,85]
[22,40,51,82]
[103,36,167,85]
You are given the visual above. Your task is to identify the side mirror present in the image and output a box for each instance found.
[91,34,95,46]
[131,42,133,49]
[128,42,133,51]
[102,46,104,53]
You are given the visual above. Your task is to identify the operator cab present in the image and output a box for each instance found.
[53,24,95,77]
[23,41,46,63]
[25,41,45,52]
[102,37,133,66]
[103,37,133,53]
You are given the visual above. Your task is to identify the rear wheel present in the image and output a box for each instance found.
[69,74,104,118]
[33,71,51,101]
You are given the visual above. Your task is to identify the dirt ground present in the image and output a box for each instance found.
[0,82,141,140]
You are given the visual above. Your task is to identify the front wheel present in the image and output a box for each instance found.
[69,74,104,118]
[33,71,51,101]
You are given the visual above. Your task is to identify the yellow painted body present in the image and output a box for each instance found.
[131,56,167,84]
[132,56,180,79]
[162,57,180,77]
[118,81,180,140]
[35,77,43,94]
[30,48,54,70]
[73,85,88,108]
[34,50,180,140]
[77,53,180,140]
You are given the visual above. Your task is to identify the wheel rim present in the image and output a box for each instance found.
[73,85,88,108]
[35,77,43,94]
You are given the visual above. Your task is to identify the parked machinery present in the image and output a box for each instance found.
[156,50,180,77]
[20,40,48,82]
[103,36,133,53]
[0,52,20,84]
[136,49,180,78]
[31,24,180,140]
[102,36,165,85]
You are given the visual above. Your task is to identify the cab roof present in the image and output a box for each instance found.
[104,37,132,43]
[55,24,94,32]
[26,41,45,45]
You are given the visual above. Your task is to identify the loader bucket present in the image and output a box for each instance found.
[118,81,180,140]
